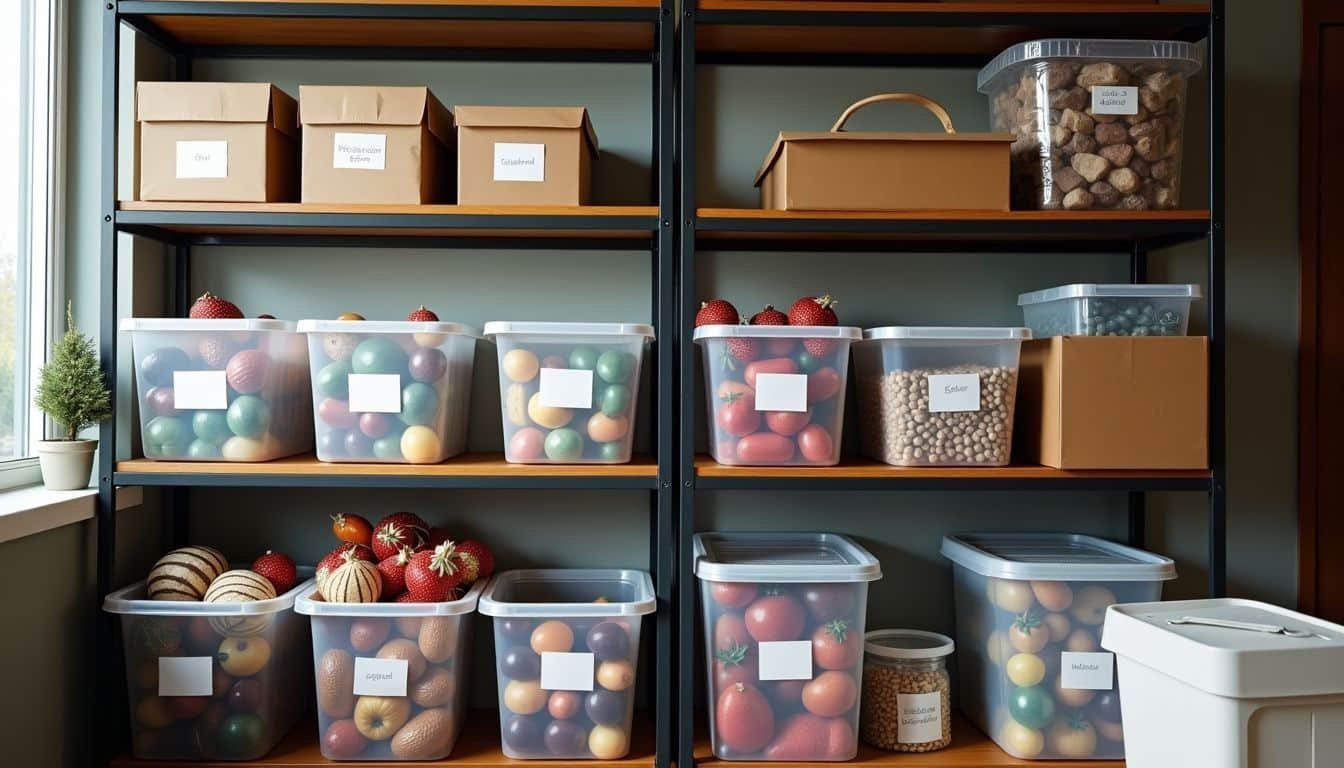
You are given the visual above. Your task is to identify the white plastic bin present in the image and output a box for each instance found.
[693,325,861,466]
[853,327,1030,467]
[940,534,1176,760]
[1102,599,1344,768]
[293,580,484,761]
[478,569,656,759]
[694,533,882,761]
[1018,283,1201,338]
[122,319,313,461]
[103,574,315,760]
[483,322,653,464]
[298,320,478,464]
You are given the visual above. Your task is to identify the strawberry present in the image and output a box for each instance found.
[251,550,297,594]
[750,305,794,356]
[725,337,759,363]
[454,539,495,583]
[394,592,419,604]
[695,299,740,327]
[371,512,430,560]
[406,305,439,322]
[377,547,414,599]
[316,544,375,594]
[188,291,244,320]
[404,542,463,602]
[197,336,237,369]
[787,295,839,327]
[803,337,838,357]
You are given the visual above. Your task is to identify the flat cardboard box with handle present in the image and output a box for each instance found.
[455,106,598,206]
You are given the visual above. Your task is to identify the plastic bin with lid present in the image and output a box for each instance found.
[1018,283,1202,338]
[294,579,485,761]
[483,322,653,464]
[1101,598,1344,768]
[478,569,656,759]
[298,319,478,464]
[694,532,882,761]
[693,325,861,466]
[123,318,313,461]
[853,327,1029,467]
[941,533,1176,760]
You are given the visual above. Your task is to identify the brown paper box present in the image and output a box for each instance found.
[1015,336,1209,469]
[455,106,597,206]
[299,86,454,205]
[137,82,298,203]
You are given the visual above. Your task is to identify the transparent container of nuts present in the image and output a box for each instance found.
[860,630,954,753]
[1018,283,1202,337]
[853,327,1030,466]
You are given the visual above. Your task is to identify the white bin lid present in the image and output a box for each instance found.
[694,532,882,584]
[693,325,861,342]
[862,326,1030,342]
[103,570,315,616]
[978,38,1204,93]
[1102,599,1344,699]
[297,319,480,337]
[478,569,656,617]
[1017,283,1203,307]
[482,321,654,340]
[120,318,297,332]
[294,577,484,617]
[941,533,1176,582]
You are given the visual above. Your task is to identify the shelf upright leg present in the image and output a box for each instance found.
[1128,242,1147,548]
[1206,0,1227,598]
[165,49,193,552]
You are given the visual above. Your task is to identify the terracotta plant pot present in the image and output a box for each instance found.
[36,439,96,490]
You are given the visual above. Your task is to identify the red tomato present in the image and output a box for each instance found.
[744,357,799,388]
[769,679,805,713]
[736,433,796,463]
[716,682,775,753]
[796,424,835,463]
[824,717,855,760]
[715,439,738,462]
[801,670,858,717]
[331,513,373,547]
[717,392,761,438]
[812,619,861,670]
[764,409,811,436]
[806,367,842,403]
[712,582,759,609]
[801,583,858,622]
[745,593,806,642]
[714,648,759,689]
[763,713,829,760]
[322,718,369,759]
[767,337,796,357]
[714,612,752,650]
[717,380,753,399]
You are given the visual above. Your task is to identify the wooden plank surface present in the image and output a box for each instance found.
[694,455,1211,481]
[118,453,658,478]
[120,202,659,217]
[698,208,1211,223]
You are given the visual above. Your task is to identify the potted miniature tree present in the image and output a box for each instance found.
[33,303,112,489]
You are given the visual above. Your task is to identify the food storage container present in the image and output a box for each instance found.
[979,39,1203,210]
[940,533,1176,760]
[483,322,653,464]
[478,569,656,759]
[693,325,860,466]
[1102,599,1344,768]
[853,327,1030,467]
[1018,283,1202,338]
[294,580,485,761]
[694,532,882,761]
[122,318,313,461]
[104,573,315,760]
[298,320,478,464]
[859,630,954,753]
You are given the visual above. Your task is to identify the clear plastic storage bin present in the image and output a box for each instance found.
[1018,283,1202,338]
[693,325,861,466]
[293,580,484,761]
[979,39,1203,210]
[478,569,656,759]
[122,318,313,461]
[853,327,1030,467]
[940,533,1176,760]
[694,533,882,761]
[483,322,653,464]
[104,573,315,760]
[298,320,478,464]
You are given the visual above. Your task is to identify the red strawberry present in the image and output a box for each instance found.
[750,306,794,356]
[188,291,244,320]
[406,305,439,322]
[787,295,839,327]
[394,592,419,604]
[251,550,297,595]
[695,299,740,327]
[725,337,759,363]
[404,542,463,602]
[454,540,495,583]
[316,544,375,594]
[371,513,430,560]
[377,547,414,599]
[197,336,237,369]
[803,337,838,357]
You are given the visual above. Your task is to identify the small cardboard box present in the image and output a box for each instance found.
[136,82,298,202]
[299,86,454,204]
[1015,336,1209,469]
[455,106,598,206]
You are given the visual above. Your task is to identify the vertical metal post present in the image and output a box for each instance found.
[1206,0,1227,598]
[167,51,193,551]
[1128,242,1147,548]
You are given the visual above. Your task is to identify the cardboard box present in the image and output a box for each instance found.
[299,86,454,204]
[1015,336,1209,469]
[455,106,597,206]
[136,82,298,202]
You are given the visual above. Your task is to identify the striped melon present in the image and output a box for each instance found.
[147,545,228,601]
[203,569,279,637]
[324,559,382,603]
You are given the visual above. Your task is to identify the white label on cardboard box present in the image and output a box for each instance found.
[1061,651,1115,690]
[493,142,545,182]
[158,656,213,697]
[347,374,402,413]
[175,140,228,179]
[1091,86,1140,115]
[172,370,227,410]
[927,373,981,413]
[333,132,387,170]
[754,373,808,412]
[540,652,595,691]
[757,640,813,681]
[897,691,943,744]
[539,367,593,409]
[353,657,408,696]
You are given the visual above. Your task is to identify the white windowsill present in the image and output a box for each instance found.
[0,484,143,545]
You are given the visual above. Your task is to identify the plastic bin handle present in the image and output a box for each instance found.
[1167,616,1320,639]
[829,93,956,135]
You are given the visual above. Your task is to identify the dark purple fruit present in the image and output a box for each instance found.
[503,714,544,753]
[141,347,191,388]
[409,347,448,383]
[499,618,534,643]
[146,386,179,416]
[544,719,589,755]
[1091,690,1123,722]
[227,679,263,713]
[501,647,542,680]
[585,688,626,726]
[586,621,631,661]
[343,430,373,458]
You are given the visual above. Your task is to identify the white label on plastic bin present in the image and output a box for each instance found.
[1061,652,1115,690]
[757,640,813,681]
[540,652,595,691]
[493,142,545,182]
[539,368,593,409]
[1091,86,1139,116]
[158,656,213,697]
[754,373,807,412]
[353,657,408,696]
[897,691,943,744]
[172,370,227,410]
[333,132,387,170]
[927,373,980,413]
[347,374,402,413]
[175,140,228,179]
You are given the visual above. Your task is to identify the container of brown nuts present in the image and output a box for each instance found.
[860,629,955,753]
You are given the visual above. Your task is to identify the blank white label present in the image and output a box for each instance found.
[539,368,593,409]
[897,691,943,744]
[757,640,813,681]
[1091,86,1140,115]
[173,370,227,410]
[540,652,595,691]
[1061,651,1115,690]
[175,140,228,179]
[927,373,981,413]
[158,656,213,697]
[353,657,408,696]
[347,374,402,413]
[754,373,808,412]
[333,132,387,170]
[493,142,545,182]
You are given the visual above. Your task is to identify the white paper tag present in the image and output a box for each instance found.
[353,657,408,696]
[897,691,943,744]
[927,373,981,413]
[757,640,813,681]
[158,656,213,697]
[493,142,545,182]
[175,140,228,179]
[754,373,808,412]
[1091,86,1140,116]
[1060,651,1116,690]
[540,652,595,691]
[539,368,593,409]
[347,374,402,413]
[333,132,387,170]
[173,370,227,410]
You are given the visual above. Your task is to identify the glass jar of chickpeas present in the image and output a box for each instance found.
[860,630,954,753]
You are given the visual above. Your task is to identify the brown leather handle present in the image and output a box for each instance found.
[829,93,957,134]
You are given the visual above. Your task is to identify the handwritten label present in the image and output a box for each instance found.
[897,691,943,743]
[158,656,213,697]
[1091,86,1139,116]
[175,140,228,179]
[353,657,408,696]
[173,370,227,410]
[758,640,813,681]
[347,374,402,413]
[1060,651,1115,690]
[927,373,980,413]
[539,368,593,409]
[493,142,545,182]
[540,652,595,691]
[754,373,808,412]
[333,132,387,170]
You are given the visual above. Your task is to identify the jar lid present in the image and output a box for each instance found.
[865,629,954,660]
